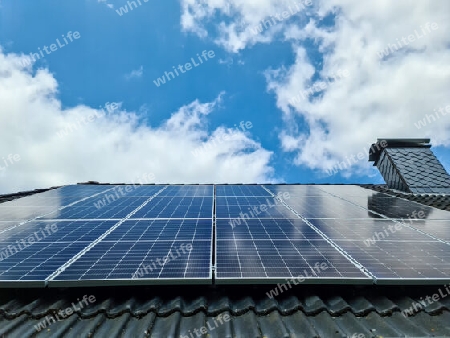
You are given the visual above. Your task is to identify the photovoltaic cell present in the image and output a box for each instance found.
[308,218,450,283]
[51,218,212,286]
[1,183,449,287]
[216,196,296,219]
[131,197,213,219]
[156,185,213,197]
[318,185,450,220]
[216,185,272,197]
[0,220,118,286]
[215,218,370,283]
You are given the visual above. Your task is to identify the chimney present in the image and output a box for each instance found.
[369,138,450,194]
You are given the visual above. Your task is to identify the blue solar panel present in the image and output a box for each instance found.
[1,183,449,287]
[131,197,213,218]
[308,218,450,283]
[216,196,296,219]
[215,215,371,283]
[216,185,272,197]
[51,218,212,286]
[157,185,213,197]
[0,220,118,286]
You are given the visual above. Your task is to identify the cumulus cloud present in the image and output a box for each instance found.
[0,48,273,194]
[181,0,450,176]
[180,0,314,52]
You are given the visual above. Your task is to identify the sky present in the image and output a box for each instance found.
[0,0,449,193]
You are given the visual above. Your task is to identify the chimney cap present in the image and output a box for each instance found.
[369,138,431,165]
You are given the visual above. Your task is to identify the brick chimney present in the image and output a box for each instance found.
[369,138,450,194]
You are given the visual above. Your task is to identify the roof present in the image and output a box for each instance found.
[369,139,450,194]
[1,183,449,337]
[2,285,450,337]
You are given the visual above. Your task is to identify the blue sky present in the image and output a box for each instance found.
[0,0,449,193]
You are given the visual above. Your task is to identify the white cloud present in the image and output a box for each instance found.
[181,0,450,176]
[125,65,144,80]
[180,0,314,52]
[0,49,274,194]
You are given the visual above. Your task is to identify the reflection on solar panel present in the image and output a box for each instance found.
[52,219,212,286]
[309,217,450,283]
[216,196,296,219]
[0,220,117,287]
[0,184,449,287]
[215,218,370,283]
[216,185,272,197]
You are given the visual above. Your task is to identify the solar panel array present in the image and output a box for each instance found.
[0,184,449,287]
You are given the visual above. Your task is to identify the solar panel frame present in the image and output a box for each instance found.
[214,185,372,285]
[47,185,214,287]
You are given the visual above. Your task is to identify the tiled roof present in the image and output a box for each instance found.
[375,147,450,194]
[1,285,450,337]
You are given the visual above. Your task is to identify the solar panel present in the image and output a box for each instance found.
[216,185,272,197]
[46,185,213,286]
[215,218,371,283]
[0,183,449,287]
[51,219,212,286]
[215,185,371,284]
[0,220,117,287]
[216,196,296,219]
[318,185,450,220]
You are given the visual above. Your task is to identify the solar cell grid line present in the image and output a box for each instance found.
[332,239,450,283]
[259,185,375,280]
[215,196,297,219]
[317,185,450,220]
[301,187,450,283]
[237,218,308,277]
[131,196,213,219]
[156,185,213,197]
[98,221,172,280]
[100,218,187,280]
[216,185,272,197]
[315,186,450,246]
[46,185,169,286]
[0,186,117,235]
[158,216,200,278]
[52,218,212,284]
[394,220,450,242]
[264,185,332,197]
[0,220,119,287]
[215,218,371,282]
